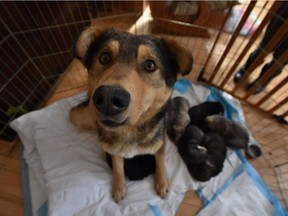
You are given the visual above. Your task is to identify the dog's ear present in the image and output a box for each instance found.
[75,27,105,62]
[162,38,193,76]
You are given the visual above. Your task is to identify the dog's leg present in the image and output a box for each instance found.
[111,155,126,203]
[70,103,97,131]
[154,137,169,198]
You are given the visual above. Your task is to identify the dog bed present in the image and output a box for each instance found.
[11,80,287,216]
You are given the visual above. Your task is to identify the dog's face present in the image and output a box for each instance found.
[75,27,192,130]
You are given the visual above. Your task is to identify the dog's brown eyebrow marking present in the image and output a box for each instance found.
[109,40,120,52]
[85,32,121,68]
[136,44,165,87]
[98,40,120,57]
[137,44,158,60]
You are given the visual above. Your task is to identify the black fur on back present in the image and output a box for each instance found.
[106,153,156,181]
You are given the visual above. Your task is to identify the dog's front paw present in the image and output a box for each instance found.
[155,176,169,198]
[112,184,126,203]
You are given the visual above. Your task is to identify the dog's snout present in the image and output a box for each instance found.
[93,85,130,115]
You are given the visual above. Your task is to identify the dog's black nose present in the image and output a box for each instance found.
[93,85,130,115]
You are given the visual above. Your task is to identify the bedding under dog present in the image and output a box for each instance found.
[11,80,287,216]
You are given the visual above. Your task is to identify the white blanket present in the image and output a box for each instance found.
[11,92,197,216]
[11,80,287,216]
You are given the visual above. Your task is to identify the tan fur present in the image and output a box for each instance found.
[70,105,97,131]
[111,155,126,202]
[100,122,164,158]
[154,134,169,197]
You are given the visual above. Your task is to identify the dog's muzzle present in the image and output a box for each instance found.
[93,85,130,127]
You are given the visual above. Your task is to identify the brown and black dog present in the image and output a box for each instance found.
[70,27,192,202]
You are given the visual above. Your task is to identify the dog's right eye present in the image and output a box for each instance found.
[99,52,111,65]
[144,60,157,73]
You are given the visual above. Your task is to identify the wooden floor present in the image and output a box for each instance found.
[1,1,287,215]
[0,140,24,216]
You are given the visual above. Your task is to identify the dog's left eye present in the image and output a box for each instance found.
[99,52,111,65]
[144,60,157,72]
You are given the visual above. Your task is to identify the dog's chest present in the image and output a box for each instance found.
[101,140,163,158]
[98,121,164,158]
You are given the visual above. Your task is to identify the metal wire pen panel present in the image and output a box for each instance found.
[0,0,287,210]
[0,2,91,141]
[0,1,142,141]
[150,1,287,119]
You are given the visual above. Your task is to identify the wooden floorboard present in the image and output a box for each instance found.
[0,147,24,216]
[0,198,24,216]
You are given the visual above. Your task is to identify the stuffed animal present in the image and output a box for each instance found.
[188,101,224,129]
[167,97,190,143]
[177,125,227,182]
[204,115,249,149]
[177,125,208,164]
[168,100,251,182]
[185,132,227,182]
